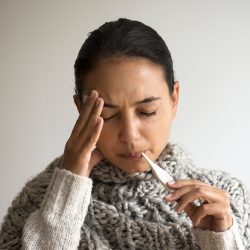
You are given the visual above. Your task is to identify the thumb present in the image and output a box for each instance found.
[89,147,104,169]
[184,203,198,221]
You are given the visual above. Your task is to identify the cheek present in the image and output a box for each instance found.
[96,127,113,150]
[148,119,168,137]
[157,106,172,126]
[150,110,170,129]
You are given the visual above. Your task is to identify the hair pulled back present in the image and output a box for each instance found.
[74,18,175,107]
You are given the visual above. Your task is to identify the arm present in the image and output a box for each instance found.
[165,173,250,249]
[191,215,245,250]
[164,143,250,249]
[21,167,92,250]
[0,156,63,249]
[190,176,250,249]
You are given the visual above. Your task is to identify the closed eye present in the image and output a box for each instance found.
[103,111,157,122]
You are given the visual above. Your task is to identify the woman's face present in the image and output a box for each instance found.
[74,56,179,173]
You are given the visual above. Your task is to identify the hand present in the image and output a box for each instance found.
[164,179,233,232]
[60,90,104,177]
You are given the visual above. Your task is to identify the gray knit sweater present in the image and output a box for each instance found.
[0,142,249,249]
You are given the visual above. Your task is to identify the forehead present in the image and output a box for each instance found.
[83,56,169,101]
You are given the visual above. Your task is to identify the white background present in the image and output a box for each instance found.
[1,0,250,221]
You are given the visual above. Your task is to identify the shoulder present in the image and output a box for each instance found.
[0,154,64,247]
[19,154,64,208]
[0,154,64,237]
[7,153,63,210]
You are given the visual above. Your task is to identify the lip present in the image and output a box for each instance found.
[120,150,147,160]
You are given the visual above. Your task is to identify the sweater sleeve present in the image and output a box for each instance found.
[21,167,93,250]
[191,215,245,250]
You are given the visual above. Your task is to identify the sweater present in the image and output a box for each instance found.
[0,142,249,249]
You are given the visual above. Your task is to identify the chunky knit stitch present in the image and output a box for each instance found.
[0,142,249,249]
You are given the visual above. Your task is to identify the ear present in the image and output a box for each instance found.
[73,95,82,114]
[171,81,179,119]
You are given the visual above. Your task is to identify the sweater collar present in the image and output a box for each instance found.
[89,142,191,183]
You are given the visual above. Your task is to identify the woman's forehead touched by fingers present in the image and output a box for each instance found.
[84,88,166,111]
[82,57,169,107]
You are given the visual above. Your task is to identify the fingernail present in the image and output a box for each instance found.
[95,98,100,106]
[96,117,101,124]
[165,193,172,199]
[90,90,95,98]
[83,95,88,103]
[168,180,175,185]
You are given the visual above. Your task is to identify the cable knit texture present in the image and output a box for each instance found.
[0,142,249,249]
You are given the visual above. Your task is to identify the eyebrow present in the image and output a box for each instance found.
[103,96,162,108]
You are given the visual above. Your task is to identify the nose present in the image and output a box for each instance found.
[119,114,141,144]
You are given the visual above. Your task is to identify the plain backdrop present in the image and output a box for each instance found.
[0,0,250,222]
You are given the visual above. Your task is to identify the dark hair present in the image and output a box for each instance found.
[74,18,175,107]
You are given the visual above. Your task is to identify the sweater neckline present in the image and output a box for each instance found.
[89,142,189,184]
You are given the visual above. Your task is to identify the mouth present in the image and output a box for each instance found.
[119,150,147,160]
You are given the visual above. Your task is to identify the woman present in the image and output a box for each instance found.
[0,18,249,249]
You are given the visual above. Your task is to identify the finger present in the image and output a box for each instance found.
[89,146,104,167]
[71,95,89,132]
[81,95,89,111]
[173,187,223,213]
[165,185,195,202]
[78,90,99,128]
[191,203,222,227]
[73,90,100,138]
[165,184,221,203]
[80,96,104,145]
[182,200,210,221]
[83,116,104,153]
[167,179,210,189]
[183,203,198,221]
